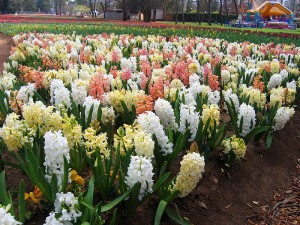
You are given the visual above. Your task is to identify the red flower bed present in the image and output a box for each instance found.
[1,14,299,40]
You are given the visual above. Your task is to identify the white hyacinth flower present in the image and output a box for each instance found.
[237,103,256,137]
[44,130,70,190]
[138,111,173,155]
[125,155,154,200]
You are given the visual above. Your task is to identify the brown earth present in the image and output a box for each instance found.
[0,33,299,225]
[126,105,300,225]
[0,33,14,72]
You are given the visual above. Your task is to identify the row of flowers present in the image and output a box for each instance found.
[1,14,300,40]
[0,32,299,224]
[0,20,299,46]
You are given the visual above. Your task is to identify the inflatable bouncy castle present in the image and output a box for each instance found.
[245,1,294,29]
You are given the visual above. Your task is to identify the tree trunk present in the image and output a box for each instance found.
[163,2,167,20]
[232,0,239,17]
[165,0,169,20]
[208,0,211,26]
[151,0,156,22]
[219,0,223,25]
[153,9,157,21]
[181,0,185,24]
[89,0,94,18]
[55,0,58,15]
[224,0,229,24]
[145,7,151,22]
[122,0,127,21]
[104,0,107,19]
[94,1,97,18]
[175,0,179,24]
[196,0,201,25]
[59,0,62,15]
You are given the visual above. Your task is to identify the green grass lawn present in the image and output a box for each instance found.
[161,21,300,34]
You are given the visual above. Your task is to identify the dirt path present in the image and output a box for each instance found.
[0,33,14,72]
[0,33,299,225]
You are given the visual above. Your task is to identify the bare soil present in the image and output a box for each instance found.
[126,105,300,225]
[0,33,14,72]
[0,33,299,225]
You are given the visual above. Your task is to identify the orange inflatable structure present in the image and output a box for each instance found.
[247,1,294,20]
[245,1,294,28]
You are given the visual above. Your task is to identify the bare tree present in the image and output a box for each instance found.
[181,0,185,24]
[224,0,229,23]
[196,0,201,25]
[208,0,211,25]
[152,0,157,21]
[122,0,127,20]
[175,0,179,24]
[232,0,239,17]
[54,0,58,14]
[162,0,168,20]
[100,0,112,19]
[219,0,223,25]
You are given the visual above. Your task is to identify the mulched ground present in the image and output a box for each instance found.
[250,161,300,225]
[0,33,299,225]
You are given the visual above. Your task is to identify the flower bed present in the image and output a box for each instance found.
[0,32,299,224]
[0,15,300,45]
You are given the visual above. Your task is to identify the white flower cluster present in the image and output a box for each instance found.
[44,130,70,190]
[178,89,196,106]
[50,79,71,109]
[280,69,289,80]
[71,79,88,105]
[44,192,82,225]
[101,106,115,125]
[134,130,154,158]
[178,104,200,142]
[237,103,256,137]
[243,68,257,84]
[273,107,295,131]
[221,69,230,84]
[173,152,205,198]
[0,205,21,225]
[137,112,173,155]
[83,96,101,123]
[207,90,220,105]
[223,88,239,113]
[154,98,178,131]
[125,155,154,200]
[267,74,282,90]
[120,57,137,72]
[0,72,16,90]
[286,80,297,91]
[43,213,64,225]
[16,83,36,104]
